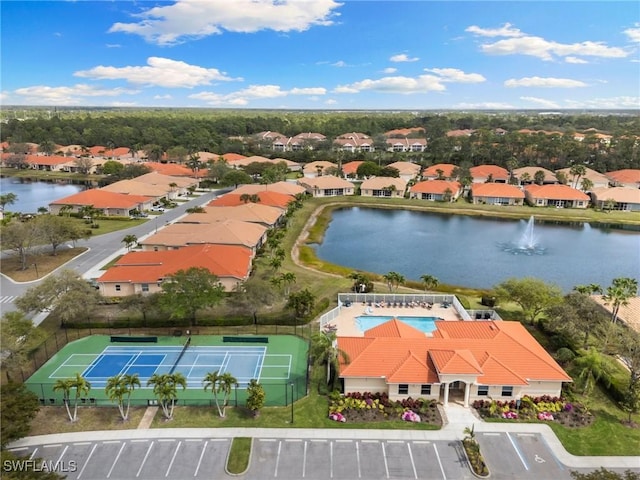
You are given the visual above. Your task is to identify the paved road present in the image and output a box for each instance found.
[0,189,230,317]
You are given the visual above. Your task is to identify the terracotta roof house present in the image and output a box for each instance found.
[337,318,571,405]
[470,183,525,206]
[25,155,77,172]
[221,153,247,162]
[590,187,640,212]
[386,161,422,182]
[302,160,337,178]
[101,180,172,201]
[143,162,206,178]
[195,152,220,162]
[180,204,284,227]
[342,161,364,178]
[524,184,590,209]
[272,133,326,152]
[139,220,267,254]
[591,295,640,333]
[271,157,302,172]
[97,244,252,296]
[422,163,457,181]
[232,181,306,197]
[49,189,154,216]
[360,177,407,198]
[556,167,610,191]
[254,131,285,141]
[385,137,427,152]
[384,127,426,137]
[298,177,356,197]
[605,169,640,188]
[410,180,462,202]
[207,191,293,209]
[334,132,374,152]
[227,155,299,171]
[446,129,475,137]
[470,165,509,183]
[513,166,558,185]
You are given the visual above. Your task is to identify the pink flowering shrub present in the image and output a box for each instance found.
[501,411,518,419]
[329,412,346,423]
[402,410,421,423]
[537,412,554,421]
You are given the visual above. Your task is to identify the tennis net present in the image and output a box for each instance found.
[169,336,191,374]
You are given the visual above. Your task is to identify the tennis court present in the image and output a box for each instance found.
[25,335,308,407]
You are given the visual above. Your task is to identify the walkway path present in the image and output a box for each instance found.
[136,406,158,429]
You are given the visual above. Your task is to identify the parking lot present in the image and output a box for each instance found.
[7,431,587,480]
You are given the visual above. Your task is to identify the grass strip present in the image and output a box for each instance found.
[227,437,252,475]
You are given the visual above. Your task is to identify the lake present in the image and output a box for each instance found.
[0,177,85,213]
[313,207,640,291]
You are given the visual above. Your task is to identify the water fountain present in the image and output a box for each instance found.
[498,216,546,255]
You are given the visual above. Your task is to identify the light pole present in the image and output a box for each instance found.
[290,382,295,424]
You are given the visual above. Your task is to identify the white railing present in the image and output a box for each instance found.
[319,305,342,329]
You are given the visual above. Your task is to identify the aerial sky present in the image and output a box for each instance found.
[1,1,639,110]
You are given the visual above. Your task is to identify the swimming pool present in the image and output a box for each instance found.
[355,316,437,334]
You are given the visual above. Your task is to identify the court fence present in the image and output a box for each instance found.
[3,323,314,387]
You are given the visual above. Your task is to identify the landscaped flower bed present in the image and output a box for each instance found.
[472,395,593,427]
[328,391,442,426]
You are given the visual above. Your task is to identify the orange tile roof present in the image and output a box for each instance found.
[140,220,267,249]
[471,183,525,199]
[364,318,426,338]
[387,161,421,174]
[50,189,152,208]
[232,181,306,196]
[410,180,461,194]
[342,161,364,175]
[606,169,640,184]
[222,153,247,162]
[525,184,590,200]
[513,166,557,182]
[470,164,509,180]
[298,176,355,189]
[143,162,207,178]
[208,191,293,209]
[97,244,251,283]
[26,154,70,166]
[360,177,407,191]
[422,163,457,178]
[338,319,571,386]
[180,204,283,226]
[591,187,640,204]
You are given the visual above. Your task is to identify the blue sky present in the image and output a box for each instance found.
[1,1,639,110]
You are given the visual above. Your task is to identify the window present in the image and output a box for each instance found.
[115,285,121,292]
[141,284,149,292]
[398,384,409,395]
[501,386,513,397]
[477,385,489,396]
[420,385,431,395]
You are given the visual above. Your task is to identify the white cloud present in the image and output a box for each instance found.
[12,84,139,105]
[390,53,419,62]
[382,67,397,74]
[624,23,640,43]
[74,57,240,88]
[109,0,342,46]
[154,94,173,100]
[520,96,561,108]
[465,23,522,38]
[105,44,122,48]
[289,87,327,95]
[505,77,588,88]
[564,96,640,109]
[332,60,348,67]
[425,68,486,83]
[324,98,337,105]
[454,102,516,109]
[334,75,446,94]
[189,84,325,105]
[565,56,588,64]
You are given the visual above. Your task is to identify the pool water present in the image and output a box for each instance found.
[355,316,437,334]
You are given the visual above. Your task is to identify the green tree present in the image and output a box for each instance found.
[0,382,40,448]
[569,164,587,189]
[203,371,238,418]
[493,277,563,324]
[160,267,225,326]
[580,177,594,192]
[245,379,266,417]
[575,348,612,395]
[0,192,17,213]
[222,169,253,188]
[118,293,162,325]
[0,311,46,379]
[420,274,439,292]
[547,292,607,349]
[310,331,350,385]
[0,218,39,270]
[147,373,187,420]
[143,144,164,162]
[38,140,56,156]
[36,214,86,256]
[122,234,138,251]
[279,272,296,298]
[53,373,91,422]
[101,160,124,175]
[16,269,100,326]
[571,468,640,480]
[287,288,316,320]
[602,277,638,324]
[533,170,546,185]
[620,378,640,425]
[348,271,373,293]
[383,271,405,292]
[355,161,380,179]
[105,373,141,421]
[206,159,231,184]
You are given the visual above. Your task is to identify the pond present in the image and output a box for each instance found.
[0,177,85,213]
[312,207,640,291]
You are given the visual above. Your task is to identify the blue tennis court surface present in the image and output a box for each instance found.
[51,345,276,388]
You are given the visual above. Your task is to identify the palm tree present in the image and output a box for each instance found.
[122,234,138,251]
[383,271,405,292]
[310,331,350,384]
[279,272,296,298]
[239,193,252,204]
[0,193,17,213]
[575,348,612,395]
[580,177,594,192]
[105,373,141,421]
[53,378,74,421]
[147,373,187,420]
[569,164,587,189]
[218,373,239,417]
[203,370,224,417]
[204,370,238,418]
[55,373,91,422]
[420,274,439,292]
[603,277,638,323]
[519,172,531,185]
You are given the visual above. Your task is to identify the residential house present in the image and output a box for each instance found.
[360,177,407,198]
[139,220,268,255]
[386,161,421,182]
[410,180,462,202]
[272,158,302,172]
[297,176,356,197]
[470,183,525,206]
[385,137,427,152]
[49,189,154,216]
[469,165,509,184]
[100,180,172,203]
[97,244,252,296]
[338,318,571,405]
[227,155,300,171]
[143,162,207,179]
[422,163,457,181]
[342,161,364,179]
[208,191,293,210]
[180,204,284,228]
[446,129,475,138]
[590,187,640,212]
[524,184,590,209]
[555,167,610,191]
[334,132,374,152]
[25,155,78,172]
[273,132,327,151]
[302,160,337,178]
[513,166,558,185]
[384,127,426,137]
[232,181,306,197]
[605,169,640,189]
[221,153,247,163]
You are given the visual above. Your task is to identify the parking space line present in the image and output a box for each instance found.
[285,439,302,442]
[356,441,361,478]
[209,439,226,442]
[103,441,121,444]
[330,441,334,478]
[107,442,126,478]
[414,441,430,445]
[302,441,307,478]
[274,441,282,478]
[260,439,277,442]
[165,441,181,477]
[517,433,535,437]
[407,443,418,479]
[193,440,208,477]
[185,439,201,443]
[433,444,446,480]
[381,442,389,479]
[539,433,565,470]
[77,444,97,479]
[9,447,28,452]
[482,433,500,436]
[361,440,379,443]
[158,439,175,442]
[507,433,529,471]
[74,442,92,446]
[136,441,154,477]
[29,448,38,460]
[131,439,148,443]
[311,439,327,442]
[387,440,403,443]
[44,444,62,448]
[335,439,352,443]
[56,446,69,466]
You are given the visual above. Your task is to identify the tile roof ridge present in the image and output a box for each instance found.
[479,351,528,385]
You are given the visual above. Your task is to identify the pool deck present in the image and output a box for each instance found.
[326,302,463,337]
